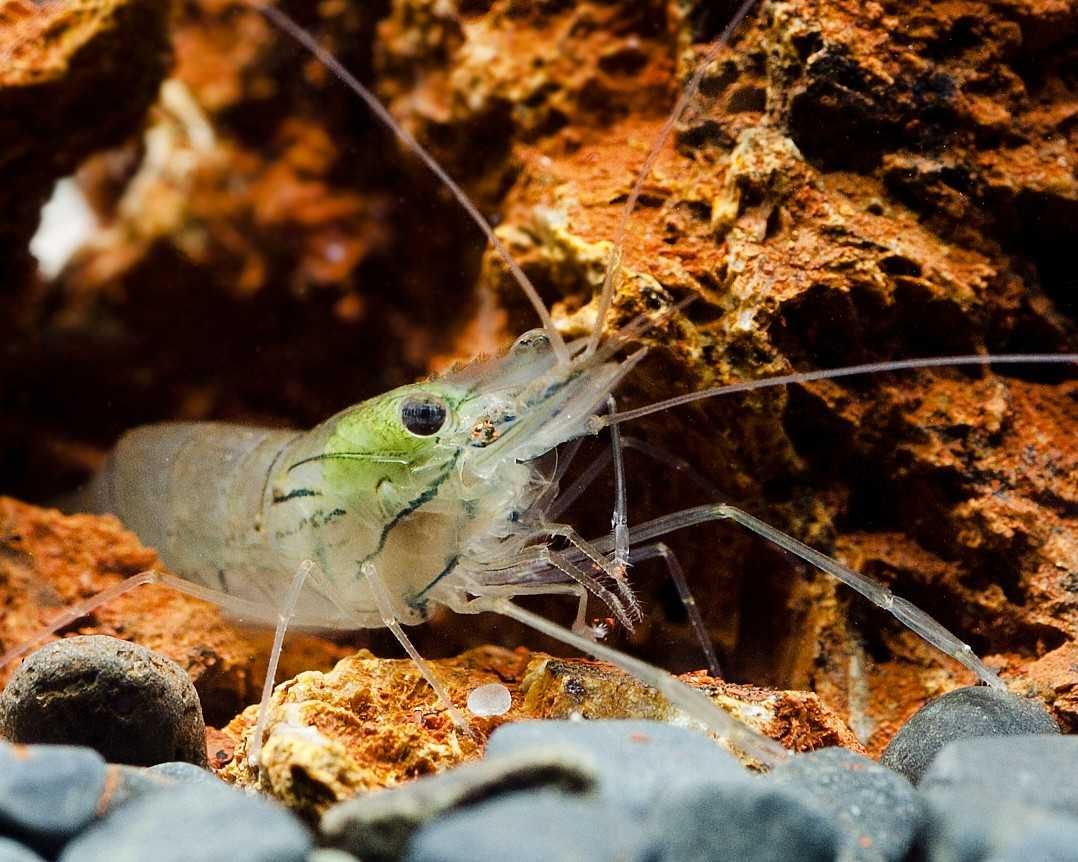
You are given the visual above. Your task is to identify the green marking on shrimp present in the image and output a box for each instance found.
[359,449,462,568]
[411,554,461,608]
[319,381,469,500]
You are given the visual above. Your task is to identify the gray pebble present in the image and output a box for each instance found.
[0,742,106,855]
[484,719,747,812]
[919,735,1078,816]
[99,765,173,813]
[404,791,644,862]
[59,781,311,862]
[0,838,46,862]
[322,746,593,862]
[769,746,922,861]
[879,686,1058,784]
[983,824,1078,862]
[645,781,841,862]
[0,636,208,767]
[920,793,1078,862]
[148,761,220,785]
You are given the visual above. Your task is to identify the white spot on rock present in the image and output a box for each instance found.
[467,683,512,717]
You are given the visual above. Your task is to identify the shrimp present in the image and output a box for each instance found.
[4,0,1075,770]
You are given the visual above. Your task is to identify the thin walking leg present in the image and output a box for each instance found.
[447,592,788,768]
[594,504,1004,689]
[546,449,612,520]
[361,562,472,734]
[248,559,314,767]
[542,524,641,623]
[1,570,290,669]
[628,542,722,678]
[607,396,631,576]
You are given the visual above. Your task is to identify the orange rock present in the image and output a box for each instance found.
[0,0,1072,773]
[0,0,170,310]
[220,646,862,816]
[0,497,347,726]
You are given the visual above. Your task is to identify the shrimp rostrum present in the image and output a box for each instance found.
[5,0,1077,769]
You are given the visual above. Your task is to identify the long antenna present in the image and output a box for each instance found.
[583,0,761,358]
[250,1,570,365]
[592,354,1078,429]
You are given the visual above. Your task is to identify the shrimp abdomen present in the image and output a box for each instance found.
[81,422,299,591]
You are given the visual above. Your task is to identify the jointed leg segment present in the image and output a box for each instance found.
[601,503,1005,689]
[447,591,788,767]
[362,562,472,733]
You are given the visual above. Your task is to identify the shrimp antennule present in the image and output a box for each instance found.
[248,1,569,365]
[592,353,1078,430]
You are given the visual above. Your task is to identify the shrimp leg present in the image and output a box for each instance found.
[248,560,314,767]
[445,591,789,767]
[592,504,1006,689]
[627,543,723,678]
[0,570,283,669]
[360,562,471,733]
[607,396,631,576]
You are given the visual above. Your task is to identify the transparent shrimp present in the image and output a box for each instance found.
[3,0,1075,773]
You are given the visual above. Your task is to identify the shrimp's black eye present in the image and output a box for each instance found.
[400,396,448,436]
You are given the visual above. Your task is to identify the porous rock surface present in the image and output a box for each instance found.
[0,0,169,297]
[221,645,861,816]
[0,497,347,727]
[0,0,1074,763]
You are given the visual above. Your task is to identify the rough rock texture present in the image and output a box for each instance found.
[0,0,169,344]
[220,646,861,817]
[362,0,1078,752]
[0,498,347,727]
[0,0,1074,761]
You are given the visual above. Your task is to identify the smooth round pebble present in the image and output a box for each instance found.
[404,791,644,862]
[58,781,311,862]
[0,837,46,862]
[484,720,747,813]
[880,686,1058,784]
[98,765,172,814]
[466,683,511,717]
[983,824,1078,862]
[0,742,106,855]
[148,761,220,785]
[646,782,841,862]
[322,747,593,862]
[769,746,922,861]
[920,796,1078,862]
[919,736,1078,816]
[0,636,208,767]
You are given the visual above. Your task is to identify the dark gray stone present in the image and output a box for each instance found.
[0,636,208,767]
[0,838,46,862]
[0,742,106,855]
[148,761,220,785]
[484,719,747,812]
[322,747,593,862]
[58,782,311,862]
[98,765,172,813]
[919,735,1078,817]
[920,791,1078,862]
[879,686,1058,784]
[769,746,922,861]
[646,781,841,862]
[984,824,1078,862]
[404,791,644,862]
